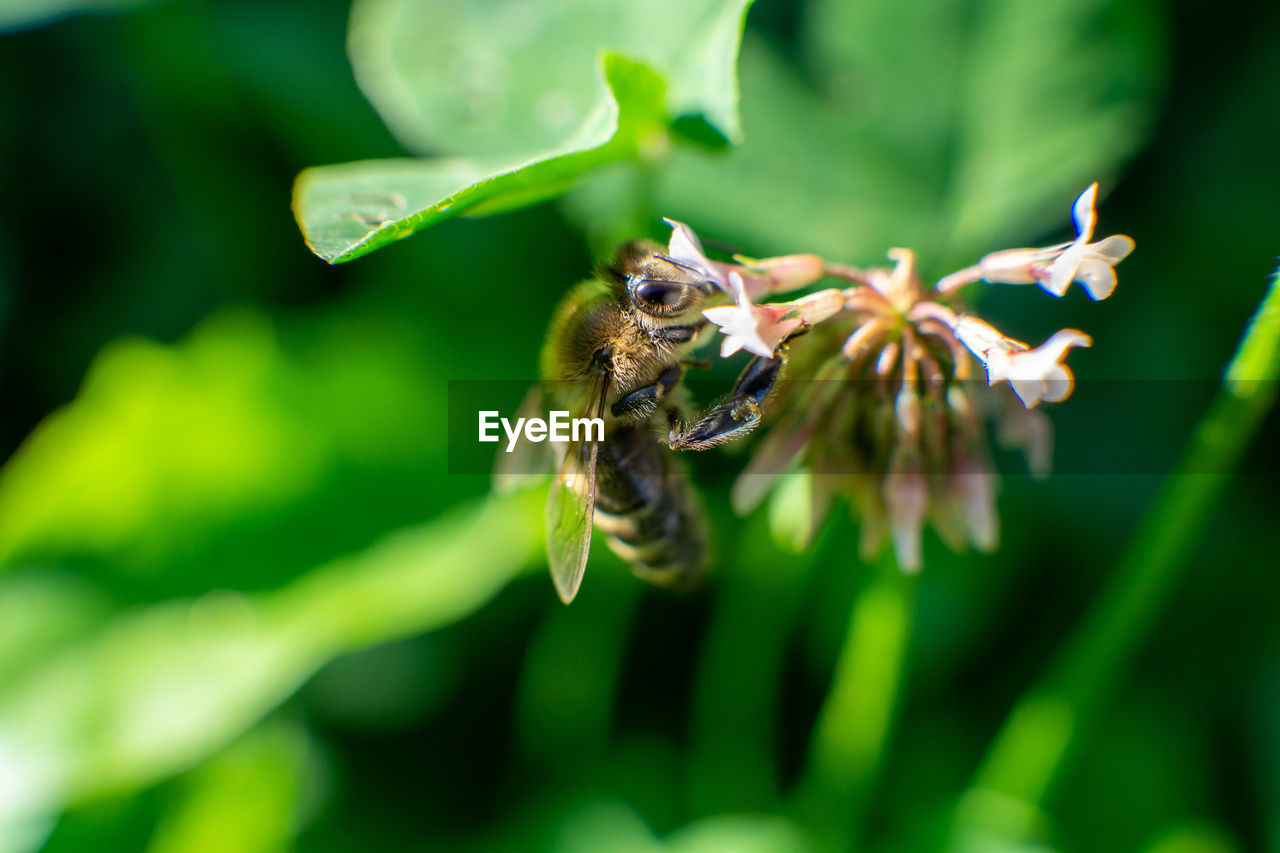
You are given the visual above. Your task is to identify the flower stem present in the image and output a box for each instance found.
[792,552,917,851]
[687,530,813,816]
[952,268,1280,844]
[823,261,874,287]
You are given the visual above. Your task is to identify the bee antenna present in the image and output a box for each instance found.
[654,253,701,274]
[654,254,716,290]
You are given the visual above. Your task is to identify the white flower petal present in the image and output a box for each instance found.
[1072,183,1098,241]
[1075,257,1118,301]
[1009,367,1072,408]
[999,406,1054,477]
[952,462,999,552]
[1090,234,1136,264]
[984,351,1015,385]
[1002,330,1091,407]
[1040,185,1115,297]
[1008,376,1045,408]
[702,277,797,359]
[953,315,1024,383]
[663,217,730,292]
[724,269,750,303]
[1043,242,1085,296]
[957,323,1089,406]
[720,336,745,357]
[664,218,706,267]
[1035,329,1093,362]
[703,304,769,358]
[953,316,1009,355]
[701,305,738,326]
[731,331,769,358]
[895,388,921,438]
[884,471,927,573]
[1040,364,1075,403]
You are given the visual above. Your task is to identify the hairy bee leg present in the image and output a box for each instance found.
[650,323,703,344]
[610,363,683,420]
[731,351,786,404]
[668,350,786,451]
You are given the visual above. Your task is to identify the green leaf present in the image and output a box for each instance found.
[550,803,810,853]
[664,815,810,853]
[347,0,750,157]
[0,489,543,836]
[656,0,1164,269]
[0,312,327,570]
[935,0,1166,257]
[654,30,934,263]
[0,0,152,33]
[145,723,311,853]
[294,54,666,263]
[1143,823,1240,853]
[0,574,109,689]
[294,0,753,263]
[0,298,549,832]
[0,306,457,593]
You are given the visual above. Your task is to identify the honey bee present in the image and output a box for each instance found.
[513,239,787,603]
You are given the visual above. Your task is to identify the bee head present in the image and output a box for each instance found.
[607,240,713,319]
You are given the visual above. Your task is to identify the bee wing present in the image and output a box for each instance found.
[545,375,609,604]
[492,384,552,493]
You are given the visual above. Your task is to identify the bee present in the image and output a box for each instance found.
[511,238,788,604]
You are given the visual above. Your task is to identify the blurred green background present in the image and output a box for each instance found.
[1,0,1278,851]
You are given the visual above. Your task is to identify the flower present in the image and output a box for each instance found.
[664,217,824,300]
[884,465,928,572]
[664,217,732,293]
[669,187,1132,572]
[732,253,827,298]
[1042,183,1135,299]
[702,275,846,359]
[935,183,1135,300]
[728,249,1009,571]
[701,272,801,357]
[954,317,1092,408]
[998,403,1053,478]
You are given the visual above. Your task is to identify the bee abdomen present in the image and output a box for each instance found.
[594,426,707,591]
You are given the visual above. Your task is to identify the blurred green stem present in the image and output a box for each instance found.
[955,268,1280,842]
[514,575,641,766]
[792,552,916,851]
[688,526,813,816]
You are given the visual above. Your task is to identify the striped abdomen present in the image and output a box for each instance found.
[592,424,708,591]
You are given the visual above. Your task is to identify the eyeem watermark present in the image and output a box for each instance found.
[479,410,604,453]
[449,378,1275,476]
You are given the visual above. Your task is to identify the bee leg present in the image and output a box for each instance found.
[650,323,704,344]
[611,364,683,421]
[668,350,786,451]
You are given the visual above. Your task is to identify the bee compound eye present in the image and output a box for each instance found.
[634,281,682,310]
